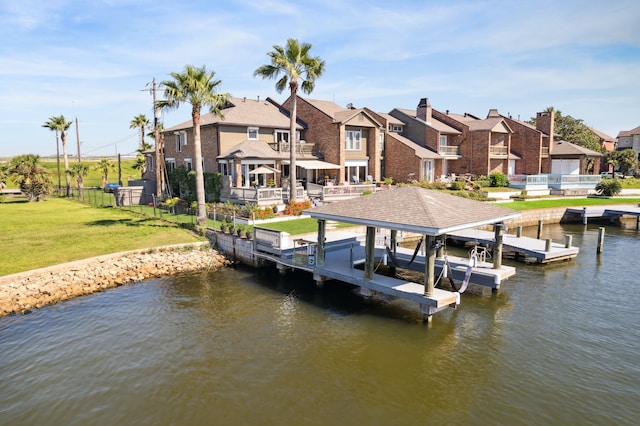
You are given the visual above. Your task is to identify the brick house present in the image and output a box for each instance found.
[157,96,306,189]
[364,108,444,183]
[283,96,384,184]
[501,111,554,175]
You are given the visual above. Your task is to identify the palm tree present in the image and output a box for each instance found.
[42,115,73,196]
[254,38,325,202]
[157,65,229,225]
[96,158,114,188]
[69,162,90,197]
[8,154,53,201]
[42,117,63,192]
[130,114,149,151]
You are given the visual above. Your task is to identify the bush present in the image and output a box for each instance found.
[284,200,312,216]
[489,172,509,187]
[595,178,622,196]
[450,181,465,191]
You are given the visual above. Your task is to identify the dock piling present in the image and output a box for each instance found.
[597,227,605,254]
[565,235,573,248]
[516,226,522,238]
[537,220,543,239]
[493,223,504,269]
[545,239,552,252]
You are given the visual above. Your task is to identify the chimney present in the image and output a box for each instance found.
[417,97,432,124]
[536,110,556,153]
[487,109,500,118]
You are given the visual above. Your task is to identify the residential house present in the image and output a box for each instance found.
[549,140,603,175]
[157,96,307,192]
[616,125,640,159]
[501,110,554,175]
[365,109,443,183]
[282,96,384,185]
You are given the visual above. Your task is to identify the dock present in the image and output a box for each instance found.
[447,228,579,263]
[565,205,640,227]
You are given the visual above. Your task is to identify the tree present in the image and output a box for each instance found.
[69,162,90,196]
[527,107,602,152]
[130,114,149,152]
[8,154,53,201]
[42,115,73,196]
[96,158,114,188]
[254,38,325,202]
[42,117,63,192]
[605,149,638,176]
[0,163,7,191]
[157,65,230,225]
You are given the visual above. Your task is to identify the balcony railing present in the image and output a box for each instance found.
[541,147,549,157]
[489,146,508,157]
[438,145,461,156]
[224,187,284,205]
[270,141,315,154]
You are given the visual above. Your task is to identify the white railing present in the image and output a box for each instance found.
[509,174,549,187]
[322,184,376,200]
[547,174,601,188]
[254,227,289,251]
[438,145,461,156]
[489,146,508,157]
[224,187,284,205]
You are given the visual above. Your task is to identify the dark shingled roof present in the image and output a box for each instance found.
[305,186,520,235]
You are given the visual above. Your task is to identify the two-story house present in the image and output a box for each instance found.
[501,111,554,175]
[282,96,384,185]
[616,125,640,159]
[159,96,307,190]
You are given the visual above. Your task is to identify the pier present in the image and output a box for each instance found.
[253,187,522,322]
[565,204,640,228]
[447,228,579,263]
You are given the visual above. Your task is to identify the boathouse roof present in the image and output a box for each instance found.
[305,187,520,235]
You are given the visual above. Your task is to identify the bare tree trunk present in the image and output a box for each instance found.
[192,107,207,225]
[289,91,298,202]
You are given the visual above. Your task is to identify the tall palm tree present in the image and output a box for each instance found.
[42,115,73,196]
[130,114,149,151]
[157,65,230,225]
[254,38,325,202]
[42,117,62,192]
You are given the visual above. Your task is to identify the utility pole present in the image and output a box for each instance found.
[153,77,163,199]
[75,116,82,163]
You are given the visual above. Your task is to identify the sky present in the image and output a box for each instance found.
[1,0,639,158]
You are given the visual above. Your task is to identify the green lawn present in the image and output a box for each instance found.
[505,197,640,211]
[0,196,206,276]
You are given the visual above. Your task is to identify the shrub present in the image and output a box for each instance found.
[284,200,312,216]
[361,189,373,196]
[489,172,509,187]
[450,181,466,191]
[595,178,622,196]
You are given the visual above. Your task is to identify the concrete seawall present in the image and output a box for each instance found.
[0,243,230,318]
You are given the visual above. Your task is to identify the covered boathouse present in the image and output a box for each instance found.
[284,186,521,322]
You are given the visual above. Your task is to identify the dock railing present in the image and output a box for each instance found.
[254,227,290,254]
[509,174,549,190]
[547,174,601,188]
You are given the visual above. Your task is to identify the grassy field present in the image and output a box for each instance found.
[0,196,207,276]
[2,157,139,188]
[506,197,640,210]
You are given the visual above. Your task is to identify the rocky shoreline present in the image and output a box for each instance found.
[0,244,231,318]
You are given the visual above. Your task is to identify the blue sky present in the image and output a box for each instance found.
[1,0,639,158]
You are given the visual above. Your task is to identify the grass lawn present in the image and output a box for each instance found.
[0,196,207,276]
[505,197,640,210]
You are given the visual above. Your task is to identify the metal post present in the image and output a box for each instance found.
[390,229,397,276]
[493,223,504,269]
[364,226,375,280]
[545,239,552,252]
[597,227,605,254]
[316,219,326,268]
[582,207,588,225]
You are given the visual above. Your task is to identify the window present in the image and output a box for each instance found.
[439,135,448,147]
[378,132,385,151]
[345,130,361,151]
[247,127,259,140]
[166,158,176,171]
[389,124,403,132]
[218,162,229,175]
[275,130,289,143]
[175,131,187,152]
[184,158,192,171]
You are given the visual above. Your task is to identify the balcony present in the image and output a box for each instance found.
[489,145,508,158]
[541,147,549,157]
[269,141,315,155]
[438,145,461,156]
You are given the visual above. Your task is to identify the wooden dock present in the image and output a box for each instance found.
[565,205,640,227]
[447,228,579,263]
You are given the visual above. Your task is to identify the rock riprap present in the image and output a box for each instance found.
[0,246,230,318]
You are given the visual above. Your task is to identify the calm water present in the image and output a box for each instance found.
[1,223,638,425]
